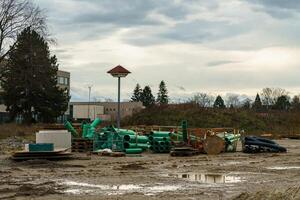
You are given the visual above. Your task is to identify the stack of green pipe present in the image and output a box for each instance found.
[149,131,171,153]
[217,133,241,152]
[93,127,124,152]
[123,134,149,154]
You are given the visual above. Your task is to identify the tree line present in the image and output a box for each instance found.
[131,81,169,107]
[188,88,300,111]
[130,82,300,112]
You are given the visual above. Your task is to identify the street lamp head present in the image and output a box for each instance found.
[107,65,131,78]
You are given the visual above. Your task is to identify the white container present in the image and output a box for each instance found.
[36,130,71,151]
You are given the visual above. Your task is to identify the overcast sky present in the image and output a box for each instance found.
[34,0,300,102]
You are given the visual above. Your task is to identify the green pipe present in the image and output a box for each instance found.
[149,136,170,141]
[117,129,136,135]
[82,124,89,138]
[150,131,170,137]
[124,142,148,149]
[182,120,188,142]
[125,148,143,154]
[124,135,148,143]
[64,121,79,137]
[90,118,102,128]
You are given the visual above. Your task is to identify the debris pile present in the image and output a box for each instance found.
[0,136,32,153]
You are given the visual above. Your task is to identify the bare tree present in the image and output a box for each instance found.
[189,93,214,107]
[0,0,47,63]
[261,88,289,107]
[226,94,240,108]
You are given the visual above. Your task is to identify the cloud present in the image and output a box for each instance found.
[206,60,237,67]
[29,0,300,101]
[246,0,300,19]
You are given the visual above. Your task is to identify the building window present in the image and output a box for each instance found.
[64,77,69,85]
[58,77,64,84]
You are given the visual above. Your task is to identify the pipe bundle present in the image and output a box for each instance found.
[242,136,287,153]
[123,134,149,154]
[149,131,172,153]
[216,132,240,152]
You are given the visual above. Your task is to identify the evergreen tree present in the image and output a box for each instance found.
[213,95,226,108]
[1,28,69,123]
[157,80,168,105]
[252,93,262,111]
[131,83,142,102]
[274,95,291,111]
[141,86,155,108]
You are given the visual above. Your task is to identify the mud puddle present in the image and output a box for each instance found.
[167,172,244,184]
[58,180,182,196]
[266,166,300,170]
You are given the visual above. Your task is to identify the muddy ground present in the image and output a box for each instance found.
[0,139,300,200]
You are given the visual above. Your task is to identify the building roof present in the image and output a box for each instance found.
[107,65,131,74]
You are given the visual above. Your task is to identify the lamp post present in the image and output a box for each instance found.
[107,65,131,128]
[87,85,92,121]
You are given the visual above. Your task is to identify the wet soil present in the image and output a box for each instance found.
[0,139,300,200]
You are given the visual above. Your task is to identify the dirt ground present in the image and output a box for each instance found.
[0,139,300,200]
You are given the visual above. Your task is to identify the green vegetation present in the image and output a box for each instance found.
[123,104,300,136]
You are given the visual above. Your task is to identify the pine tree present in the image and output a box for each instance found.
[213,95,226,108]
[252,93,262,111]
[141,86,155,108]
[157,80,168,105]
[1,28,69,123]
[131,83,142,102]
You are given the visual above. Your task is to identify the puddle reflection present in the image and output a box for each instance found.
[171,173,242,184]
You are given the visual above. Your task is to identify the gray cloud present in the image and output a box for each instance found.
[207,60,237,67]
[160,20,249,43]
[246,0,300,18]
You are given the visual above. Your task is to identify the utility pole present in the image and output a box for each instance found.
[88,85,92,121]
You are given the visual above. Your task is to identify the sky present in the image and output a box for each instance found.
[34,0,300,102]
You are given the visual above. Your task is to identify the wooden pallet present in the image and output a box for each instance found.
[72,139,93,152]
[170,146,200,157]
[11,150,72,161]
